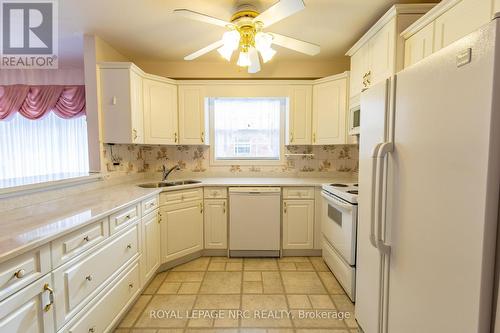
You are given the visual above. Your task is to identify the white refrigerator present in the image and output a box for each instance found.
[355,17,500,333]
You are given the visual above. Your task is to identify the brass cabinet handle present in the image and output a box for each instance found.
[126,243,132,249]
[158,211,162,224]
[132,129,138,140]
[88,327,96,333]
[14,269,25,279]
[283,202,287,214]
[43,283,54,312]
[201,131,205,143]
[290,132,294,143]
[85,275,93,282]
[200,202,203,213]
[313,133,316,143]
[174,132,178,143]
[223,201,226,214]
[129,282,134,289]
[83,235,90,242]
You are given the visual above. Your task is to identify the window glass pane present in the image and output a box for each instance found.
[212,98,282,161]
[0,112,89,188]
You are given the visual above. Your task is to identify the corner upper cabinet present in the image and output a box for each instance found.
[178,85,208,145]
[286,86,312,145]
[312,74,348,145]
[143,77,178,144]
[346,4,434,99]
[99,63,144,144]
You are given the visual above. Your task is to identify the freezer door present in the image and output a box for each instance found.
[386,20,500,333]
[355,79,391,333]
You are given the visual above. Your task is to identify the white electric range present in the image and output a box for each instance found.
[321,182,359,301]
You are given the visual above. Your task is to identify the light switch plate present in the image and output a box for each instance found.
[457,48,472,68]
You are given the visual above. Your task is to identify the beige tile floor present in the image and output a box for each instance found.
[115,257,360,333]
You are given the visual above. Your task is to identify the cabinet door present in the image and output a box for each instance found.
[100,68,135,144]
[160,201,204,262]
[287,86,312,145]
[404,22,435,68]
[349,45,370,98]
[369,18,396,86]
[204,199,227,249]
[143,79,178,145]
[143,210,160,283]
[178,85,207,145]
[283,200,314,250]
[130,71,144,144]
[434,0,491,52]
[312,78,348,145]
[0,274,55,333]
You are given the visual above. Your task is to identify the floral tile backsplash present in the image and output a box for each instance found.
[103,144,359,177]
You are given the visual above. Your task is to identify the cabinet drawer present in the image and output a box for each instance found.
[53,224,140,328]
[0,274,55,333]
[0,244,51,302]
[60,260,140,333]
[52,218,109,268]
[204,187,227,199]
[109,204,139,234]
[160,188,203,206]
[283,187,315,199]
[142,195,159,215]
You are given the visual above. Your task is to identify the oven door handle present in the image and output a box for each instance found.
[320,192,354,211]
[375,142,393,255]
[370,143,382,249]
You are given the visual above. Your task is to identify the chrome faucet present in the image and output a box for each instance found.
[162,164,180,182]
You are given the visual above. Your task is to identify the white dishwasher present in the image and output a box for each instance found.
[229,187,281,257]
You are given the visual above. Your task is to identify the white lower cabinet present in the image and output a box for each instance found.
[53,224,140,329]
[282,199,314,250]
[204,199,227,249]
[59,260,140,333]
[160,200,204,262]
[141,210,160,285]
[0,274,55,333]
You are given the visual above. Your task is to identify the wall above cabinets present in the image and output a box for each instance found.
[97,62,356,148]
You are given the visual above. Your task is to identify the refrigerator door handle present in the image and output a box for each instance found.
[370,143,383,249]
[375,142,394,255]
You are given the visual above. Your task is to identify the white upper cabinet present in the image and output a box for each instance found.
[403,0,495,68]
[178,85,208,145]
[404,22,435,67]
[312,74,348,145]
[286,86,312,145]
[100,64,144,144]
[347,4,434,99]
[143,78,178,145]
[433,0,492,51]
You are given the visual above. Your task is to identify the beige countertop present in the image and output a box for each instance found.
[0,176,354,264]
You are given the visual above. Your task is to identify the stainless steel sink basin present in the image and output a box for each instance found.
[138,180,201,188]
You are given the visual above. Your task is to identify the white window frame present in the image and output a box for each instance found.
[208,97,287,166]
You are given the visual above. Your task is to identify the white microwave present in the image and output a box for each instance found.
[348,104,360,135]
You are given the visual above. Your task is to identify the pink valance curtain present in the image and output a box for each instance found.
[0,85,86,120]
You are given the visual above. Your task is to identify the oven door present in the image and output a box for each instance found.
[321,191,357,265]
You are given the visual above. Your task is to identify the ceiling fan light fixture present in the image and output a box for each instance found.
[247,47,261,73]
[255,32,273,51]
[260,47,276,63]
[217,45,234,61]
[237,51,251,67]
[222,30,240,50]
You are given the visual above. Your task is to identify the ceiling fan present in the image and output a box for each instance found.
[174,0,320,74]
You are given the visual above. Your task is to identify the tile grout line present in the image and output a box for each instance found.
[277,259,296,331]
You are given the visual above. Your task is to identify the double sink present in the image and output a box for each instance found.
[138,180,201,188]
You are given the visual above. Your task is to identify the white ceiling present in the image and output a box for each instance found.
[59,0,439,67]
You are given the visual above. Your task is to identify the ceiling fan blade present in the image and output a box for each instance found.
[270,33,320,56]
[254,0,305,28]
[174,9,231,27]
[184,40,224,61]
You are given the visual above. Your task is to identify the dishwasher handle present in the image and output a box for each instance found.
[229,187,281,194]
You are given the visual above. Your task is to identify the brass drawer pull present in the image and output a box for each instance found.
[83,235,90,242]
[126,244,132,249]
[14,269,25,279]
[85,275,93,282]
[43,283,54,312]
